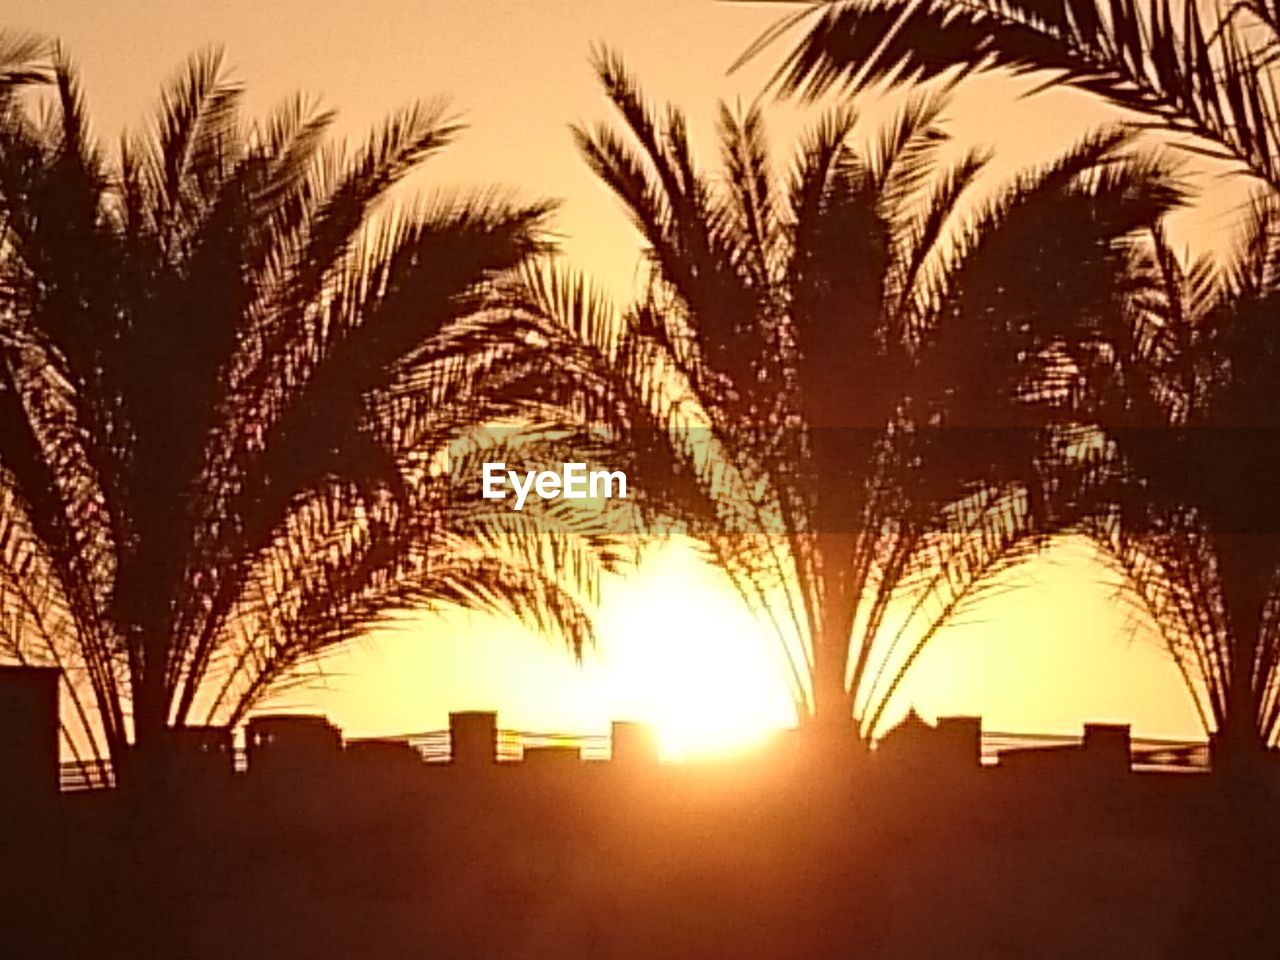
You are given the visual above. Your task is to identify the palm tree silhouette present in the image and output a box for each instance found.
[1075,209,1280,774]
[750,0,1279,188]
[0,42,621,784]
[546,49,1177,743]
[754,0,1280,770]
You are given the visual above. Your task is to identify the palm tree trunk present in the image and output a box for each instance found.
[810,532,860,746]
[116,639,189,957]
[810,639,852,730]
[1169,536,1279,959]
[1212,534,1269,779]
[121,628,172,794]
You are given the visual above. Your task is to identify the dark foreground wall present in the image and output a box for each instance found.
[5,741,1276,960]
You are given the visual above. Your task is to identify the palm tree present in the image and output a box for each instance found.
[535,50,1176,744]
[750,0,1280,188]
[0,42,621,784]
[754,0,1280,766]
[1075,207,1280,773]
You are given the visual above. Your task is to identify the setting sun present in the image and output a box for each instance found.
[593,543,798,760]
[6,0,1280,956]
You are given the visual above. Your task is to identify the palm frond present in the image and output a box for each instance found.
[571,61,1170,737]
[758,0,1280,185]
[0,51,598,769]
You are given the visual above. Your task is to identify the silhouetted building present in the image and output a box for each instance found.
[245,714,342,781]
[166,725,235,784]
[0,666,59,807]
[450,710,497,767]
[1083,722,1132,773]
[935,715,982,767]
[522,744,583,767]
[24,704,1260,960]
[877,710,982,775]
[345,738,423,770]
[998,722,1132,777]
[611,721,658,765]
[877,707,932,753]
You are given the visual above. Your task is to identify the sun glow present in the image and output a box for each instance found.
[283,538,1205,764]
[630,629,793,761]
[595,543,797,761]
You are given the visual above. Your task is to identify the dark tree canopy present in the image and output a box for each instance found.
[0,41,623,775]
[545,49,1178,740]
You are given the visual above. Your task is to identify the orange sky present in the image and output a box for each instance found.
[10,0,1244,751]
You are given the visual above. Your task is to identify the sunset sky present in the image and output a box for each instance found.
[12,0,1251,754]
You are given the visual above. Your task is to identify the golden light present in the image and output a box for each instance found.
[594,542,798,761]
[281,539,1203,758]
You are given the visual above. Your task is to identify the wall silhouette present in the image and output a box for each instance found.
[2,666,1276,960]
